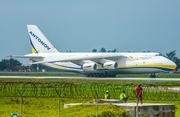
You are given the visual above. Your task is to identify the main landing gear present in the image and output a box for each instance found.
[150,73,156,78]
[85,73,116,78]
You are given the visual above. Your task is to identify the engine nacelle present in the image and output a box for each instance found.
[83,63,97,71]
[103,61,118,69]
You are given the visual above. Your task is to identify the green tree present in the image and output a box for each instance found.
[92,49,97,52]
[0,58,22,71]
[110,48,118,52]
[165,50,180,70]
[0,59,9,70]
[165,50,176,61]
[9,58,22,66]
[99,47,106,52]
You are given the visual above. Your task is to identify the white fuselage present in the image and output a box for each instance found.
[27,52,176,74]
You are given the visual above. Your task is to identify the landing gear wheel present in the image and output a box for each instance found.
[150,73,156,78]
[100,73,104,77]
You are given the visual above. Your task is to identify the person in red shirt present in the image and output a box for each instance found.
[136,84,143,104]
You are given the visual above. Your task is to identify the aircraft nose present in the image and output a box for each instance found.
[168,59,177,70]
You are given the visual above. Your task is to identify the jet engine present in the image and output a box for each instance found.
[83,63,97,71]
[103,61,118,69]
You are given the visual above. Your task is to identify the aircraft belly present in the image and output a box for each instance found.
[116,68,163,74]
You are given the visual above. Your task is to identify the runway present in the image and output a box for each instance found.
[0,76,180,81]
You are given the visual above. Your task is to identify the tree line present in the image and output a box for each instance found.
[92,47,118,52]
[0,58,48,72]
[0,49,179,71]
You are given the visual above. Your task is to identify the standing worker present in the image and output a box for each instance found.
[104,90,110,99]
[120,90,128,103]
[136,84,143,104]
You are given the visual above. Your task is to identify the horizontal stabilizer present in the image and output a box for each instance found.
[7,55,44,59]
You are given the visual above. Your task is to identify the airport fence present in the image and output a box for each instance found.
[0,82,180,101]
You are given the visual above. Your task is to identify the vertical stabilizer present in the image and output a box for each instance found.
[27,25,58,53]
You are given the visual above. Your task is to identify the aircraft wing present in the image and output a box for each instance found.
[31,54,126,64]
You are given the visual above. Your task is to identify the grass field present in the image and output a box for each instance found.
[0,73,180,116]
[0,97,130,117]
[0,97,179,117]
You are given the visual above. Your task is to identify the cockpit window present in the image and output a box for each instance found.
[155,53,163,56]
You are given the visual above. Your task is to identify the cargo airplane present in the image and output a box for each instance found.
[11,25,176,78]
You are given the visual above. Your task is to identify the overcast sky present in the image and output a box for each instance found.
[1,1,180,64]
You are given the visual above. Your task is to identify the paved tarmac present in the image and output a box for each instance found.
[0,76,180,81]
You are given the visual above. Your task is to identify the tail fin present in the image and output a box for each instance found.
[27,25,58,53]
